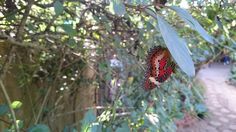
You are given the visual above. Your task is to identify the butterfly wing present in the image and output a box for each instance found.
[144,46,175,90]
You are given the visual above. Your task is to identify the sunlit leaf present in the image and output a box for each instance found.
[156,15,195,76]
[11,101,22,109]
[109,0,126,16]
[145,113,159,127]
[54,1,64,15]
[0,104,9,116]
[171,6,214,44]
[17,120,24,129]
[28,124,50,132]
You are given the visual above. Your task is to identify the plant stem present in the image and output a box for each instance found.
[0,80,19,132]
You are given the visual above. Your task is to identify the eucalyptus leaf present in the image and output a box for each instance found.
[171,6,214,44]
[156,15,195,76]
[109,0,126,16]
[54,1,64,15]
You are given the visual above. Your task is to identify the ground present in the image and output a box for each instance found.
[178,63,236,132]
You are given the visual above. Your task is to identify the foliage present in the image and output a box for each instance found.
[28,124,50,132]
[0,0,235,131]
[0,104,9,116]
[229,63,236,86]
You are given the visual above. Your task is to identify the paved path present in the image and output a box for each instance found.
[178,63,236,132]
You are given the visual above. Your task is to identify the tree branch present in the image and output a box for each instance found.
[16,0,34,41]
[0,31,47,50]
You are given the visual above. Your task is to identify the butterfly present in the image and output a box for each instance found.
[144,46,175,90]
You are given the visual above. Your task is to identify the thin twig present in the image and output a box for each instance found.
[0,31,47,50]
[16,0,34,41]
[0,118,11,125]
[0,80,19,132]
[34,47,66,124]
[52,106,134,119]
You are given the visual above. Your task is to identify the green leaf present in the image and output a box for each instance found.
[63,126,77,132]
[81,110,96,132]
[91,123,102,132]
[195,103,207,113]
[104,23,112,32]
[54,1,64,15]
[61,24,77,37]
[114,35,121,47]
[0,104,9,116]
[28,124,50,132]
[171,6,214,44]
[109,0,126,16]
[98,62,107,72]
[127,0,150,5]
[11,101,22,109]
[28,23,35,31]
[156,15,195,76]
[175,112,184,119]
[145,113,159,126]
[215,16,223,30]
[17,120,24,129]
[134,0,150,5]
[68,38,76,48]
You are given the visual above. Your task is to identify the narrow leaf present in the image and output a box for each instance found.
[54,1,64,15]
[215,16,223,30]
[156,15,195,76]
[171,6,214,44]
[109,0,126,16]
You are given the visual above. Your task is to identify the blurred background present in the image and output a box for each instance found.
[0,0,236,131]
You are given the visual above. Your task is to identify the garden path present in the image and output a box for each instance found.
[178,63,236,132]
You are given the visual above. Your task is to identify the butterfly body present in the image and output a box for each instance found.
[144,46,175,90]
